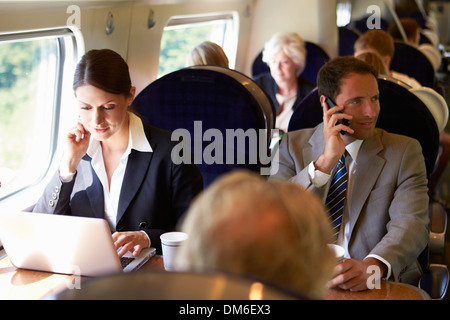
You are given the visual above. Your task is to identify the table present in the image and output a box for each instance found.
[0,253,430,300]
[325,282,430,300]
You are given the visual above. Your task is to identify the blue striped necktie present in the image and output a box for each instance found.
[326,154,348,241]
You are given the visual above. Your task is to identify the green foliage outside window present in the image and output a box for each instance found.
[158,23,219,78]
[0,39,56,178]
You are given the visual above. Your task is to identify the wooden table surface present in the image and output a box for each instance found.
[0,254,430,300]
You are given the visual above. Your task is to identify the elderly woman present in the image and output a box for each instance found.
[254,32,315,133]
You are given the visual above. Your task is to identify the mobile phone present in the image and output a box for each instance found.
[325,97,349,135]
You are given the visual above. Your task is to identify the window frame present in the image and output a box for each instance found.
[0,26,84,208]
[158,11,239,77]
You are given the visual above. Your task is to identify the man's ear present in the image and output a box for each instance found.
[319,95,327,107]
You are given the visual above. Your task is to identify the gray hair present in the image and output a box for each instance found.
[262,32,307,76]
[174,170,334,299]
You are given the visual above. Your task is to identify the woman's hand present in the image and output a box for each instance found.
[60,122,90,175]
[112,231,150,257]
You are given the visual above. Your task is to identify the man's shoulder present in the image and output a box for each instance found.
[374,128,422,154]
[376,128,418,143]
[284,126,319,141]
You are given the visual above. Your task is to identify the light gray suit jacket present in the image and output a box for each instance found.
[270,123,429,283]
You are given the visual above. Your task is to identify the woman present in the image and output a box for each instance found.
[185,41,229,68]
[33,49,203,255]
[355,51,389,76]
[254,32,315,133]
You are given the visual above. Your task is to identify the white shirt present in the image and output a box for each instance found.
[275,93,297,133]
[87,112,152,231]
[308,140,392,279]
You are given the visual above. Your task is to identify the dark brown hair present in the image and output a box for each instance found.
[317,56,378,100]
[73,49,132,97]
[389,18,420,44]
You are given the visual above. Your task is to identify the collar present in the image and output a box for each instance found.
[345,139,363,163]
[87,112,152,158]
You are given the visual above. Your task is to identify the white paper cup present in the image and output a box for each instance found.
[328,244,345,264]
[160,232,188,271]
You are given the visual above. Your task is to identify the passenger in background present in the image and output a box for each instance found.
[269,57,429,291]
[389,18,441,72]
[356,31,448,198]
[253,32,315,134]
[355,51,389,76]
[185,41,229,68]
[353,29,422,88]
[388,18,421,47]
[33,49,203,256]
[175,170,335,300]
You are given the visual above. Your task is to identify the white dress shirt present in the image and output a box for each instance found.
[275,93,297,133]
[308,140,392,279]
[86,112,152,231]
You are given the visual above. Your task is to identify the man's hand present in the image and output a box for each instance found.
[327,257,387,291]
[315,96,353,174]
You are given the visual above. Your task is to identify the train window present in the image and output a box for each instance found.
[336,1,352,27]
[0,28,82,201]
[158,12,238,77]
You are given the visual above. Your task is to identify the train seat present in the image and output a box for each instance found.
[390,41,435,88]
[418,43,442,72]
[132,66,274,187]
[338,27,360,57]
[51,270,305,300]
[410,86,449,133]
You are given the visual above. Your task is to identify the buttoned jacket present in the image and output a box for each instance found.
[270,123,429,282]
[33,124,203,254]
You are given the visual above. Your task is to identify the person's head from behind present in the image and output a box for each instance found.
[317,56,380,141]
[354,29,395,68]
[73,49,136,142]
[262,32,307,84]
[175,170,335,299]
[389,18,421,47]
[355,51,389,76]
[186,41,229,68]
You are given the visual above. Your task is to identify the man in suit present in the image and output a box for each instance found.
[270,57,429,291]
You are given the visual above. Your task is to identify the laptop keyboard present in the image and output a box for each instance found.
[120,256,135,269]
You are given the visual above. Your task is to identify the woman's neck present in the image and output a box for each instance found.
[101,113,130,155]
[277,78,298,97]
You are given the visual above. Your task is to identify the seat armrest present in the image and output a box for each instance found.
[419,264,449,300]
[429,201,447,256]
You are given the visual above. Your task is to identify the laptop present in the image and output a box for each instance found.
[0,211,155,277]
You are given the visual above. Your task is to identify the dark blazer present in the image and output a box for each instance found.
[253,72,316,114]
[33,124,203,254]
